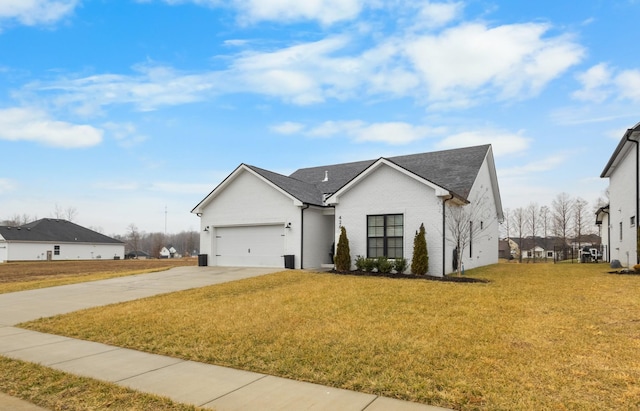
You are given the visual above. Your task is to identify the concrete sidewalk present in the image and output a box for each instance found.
[0,266,450,411]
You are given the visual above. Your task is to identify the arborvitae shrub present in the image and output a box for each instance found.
[335,226,351,271]
[411,223,429,275]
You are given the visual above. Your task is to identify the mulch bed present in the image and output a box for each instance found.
[327,270,490,283]
[608,269,640,275]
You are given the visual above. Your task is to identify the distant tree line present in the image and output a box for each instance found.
[502,192,606,262]
[114,224,199,258]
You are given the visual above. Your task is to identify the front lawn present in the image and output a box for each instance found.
[22,263,640,410]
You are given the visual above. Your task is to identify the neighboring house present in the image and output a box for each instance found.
[192,145,503,276]
[600,123,640,268]
[0,219,124,262]
[125,250,150,259]
[498,239,512,259]
[159,246,177,259]
[509,237,568,261]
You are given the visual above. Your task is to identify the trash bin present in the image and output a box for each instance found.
[198,254,208,267]
[284,254,295,269]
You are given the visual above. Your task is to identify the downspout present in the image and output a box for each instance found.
[626,132,639,263]
[300,204,309,269]
[442,194,454,276]
[603,208,611,262]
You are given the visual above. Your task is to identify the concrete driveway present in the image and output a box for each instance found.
[0,266,281,326]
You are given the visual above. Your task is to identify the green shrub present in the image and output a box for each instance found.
[334,226,351,271]
[355,255,366,271]
[411,223,429,275]
[376,256,393,273]
[393,258,408,273]
[362,258,376,272]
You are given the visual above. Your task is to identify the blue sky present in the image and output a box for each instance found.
[1,0,639,235]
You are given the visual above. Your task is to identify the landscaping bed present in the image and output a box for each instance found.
[328,269,490,283]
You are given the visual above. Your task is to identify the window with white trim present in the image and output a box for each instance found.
[367,214,403,258]
[54,245,60,256]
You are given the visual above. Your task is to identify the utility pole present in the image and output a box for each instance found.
[164,205,167,235]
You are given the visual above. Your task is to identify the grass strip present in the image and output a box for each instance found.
[22,263,640,410]
[0,356,204,411]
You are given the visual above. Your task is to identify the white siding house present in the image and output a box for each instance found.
[600,123,640,267]
[192,145,503,276]
[0,219,124,262]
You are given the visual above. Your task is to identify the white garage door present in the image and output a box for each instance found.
[215,225,285,267]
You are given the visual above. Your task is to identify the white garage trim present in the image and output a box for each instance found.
[214,225,285,267]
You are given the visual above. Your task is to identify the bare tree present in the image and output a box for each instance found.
[53,203,64,219]
[573,197,589,254]
[539,206,551,238]
[53,204,78,221]
[512,207,526,262]
[2,214,34,226]
[552,193,573,259]
[539,205,551,260]
[445,189,495,276]
[65,206,78,222]
[501,208,511,239]
[526,203,540,262]
[127,223,141,257]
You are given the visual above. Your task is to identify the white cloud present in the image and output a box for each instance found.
[572,63,612,102]
[0,107,102,148]
[614,69,640,102]
[157,0,363,25]
[414,1,464,30]
[404,22,584,106]
[282,120,439,145]
[572,65,640,104]
[499,154,566,177]
[22,10,585,112]
[102,122,148,148]
[0,178,15,194]
[349,122,435,145]
[270,121,305,135]
[31,64,223,114]
[235,0,364,25]
[436,130,531,157]
[0,0,79,27]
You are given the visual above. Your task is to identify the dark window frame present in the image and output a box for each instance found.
[367,214,404,259]
[54,245,60,256]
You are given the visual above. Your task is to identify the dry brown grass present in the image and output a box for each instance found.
[22,263,640,410]
[0,356,204,411]
[0,258,196,293]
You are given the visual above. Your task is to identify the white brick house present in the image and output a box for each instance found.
[600,123,640,267]
[192,145,503,276]
[0,219,124,262]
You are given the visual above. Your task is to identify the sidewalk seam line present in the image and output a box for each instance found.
[361,395,380,410]
[115,358,188,383]
[198,374,269,406]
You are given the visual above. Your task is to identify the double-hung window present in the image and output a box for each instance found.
[54,245,60,256]
[367,214,403,258]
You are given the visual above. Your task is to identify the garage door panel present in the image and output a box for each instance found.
[216,225,284,267]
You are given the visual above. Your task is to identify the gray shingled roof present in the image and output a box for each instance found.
[0,219,123,244]
[257,145,490,205]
